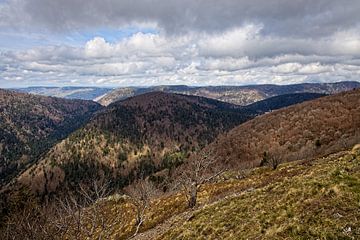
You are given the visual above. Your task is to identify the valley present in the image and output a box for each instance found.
[2,1,360,239]
[0,87,359,240]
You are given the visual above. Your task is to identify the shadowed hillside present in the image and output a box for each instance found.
[0,89,102,185]
[17,92,250,195]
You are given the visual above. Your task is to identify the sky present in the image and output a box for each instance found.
[1,0,360,88]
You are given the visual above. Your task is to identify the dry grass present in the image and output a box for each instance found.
[61,145,360,240]
[159,148,360,240]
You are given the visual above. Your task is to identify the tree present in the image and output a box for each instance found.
[124,178,160,238]
[178,149,225,208]
[260,151,282,170]
[2,200,55,240]
[54,179,116,240]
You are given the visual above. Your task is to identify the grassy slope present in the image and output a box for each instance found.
[159,147,360,240]
[71,145,360,239]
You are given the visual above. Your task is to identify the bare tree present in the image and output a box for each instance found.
[2,199,56,240]
[53,179,116,240]
[179,149,225,209]
[260,151,282,170]
[124,178,160,238]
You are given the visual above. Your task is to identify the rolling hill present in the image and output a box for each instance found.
[204,89,360,170]
[97,81,360,106]
[16,92,324,195]
[0,89,102,185]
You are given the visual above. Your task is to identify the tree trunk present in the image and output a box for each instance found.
[188,185,197,208]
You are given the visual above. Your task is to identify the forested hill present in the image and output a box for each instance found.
[17,91,324,195]
[204,89,360,170]
[0,89,102,185]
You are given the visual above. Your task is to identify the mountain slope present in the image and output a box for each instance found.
[11,145,358,240]
[206,89,360,169]
[0,89,102,185]
[13,86,112,101]
[17,92,250,194]
[158,147,360,240]
[97,81,360,106]
[17,92,324,195]
[243,92,326,114]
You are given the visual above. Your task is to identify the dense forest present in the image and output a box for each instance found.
[0,89,102,185]
[16,91,324,196]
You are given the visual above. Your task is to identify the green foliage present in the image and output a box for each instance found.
[162,151,186,171]
[118,150,128,163]
[315,139,322,148]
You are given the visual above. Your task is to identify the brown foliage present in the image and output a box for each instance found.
[206,89,360,170]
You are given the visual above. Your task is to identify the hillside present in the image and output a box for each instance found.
[158,146,360,240]
[4,145,359,239]
[12,86,112,101]
[206,89,360,170]
[243,92,326,114]
[17,92,250,195]
[0,89,102,185]
[97,81,360,106]
[16,92,323,195]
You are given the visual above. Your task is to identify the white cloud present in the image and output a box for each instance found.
[1,24,360,87]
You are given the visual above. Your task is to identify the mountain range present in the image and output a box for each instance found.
[16,91,324,195]
[12,86,112,101]
[11,81,360,107]
[205,88,360,170]
[97,81,360,106]
[0,85,359,239]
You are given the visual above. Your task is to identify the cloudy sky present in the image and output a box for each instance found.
[1,0,360,87]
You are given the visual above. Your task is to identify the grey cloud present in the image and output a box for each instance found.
[1,0,360,87]
[1,0,360,37]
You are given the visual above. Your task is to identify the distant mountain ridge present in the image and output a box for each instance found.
[12,86,113,101]
[97,81,360,106]
[10,81,359,106]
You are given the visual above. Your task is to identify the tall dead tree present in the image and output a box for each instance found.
[124,178,160,238]
[179,149,225,208]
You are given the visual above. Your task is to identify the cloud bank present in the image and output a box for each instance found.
[1,0,360,87]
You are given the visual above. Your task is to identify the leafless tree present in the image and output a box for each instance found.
[178,149,225,208]
[261,151,283,170]
[2,199,55,240]
[124,178,160,238]
[53,179,116,240]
